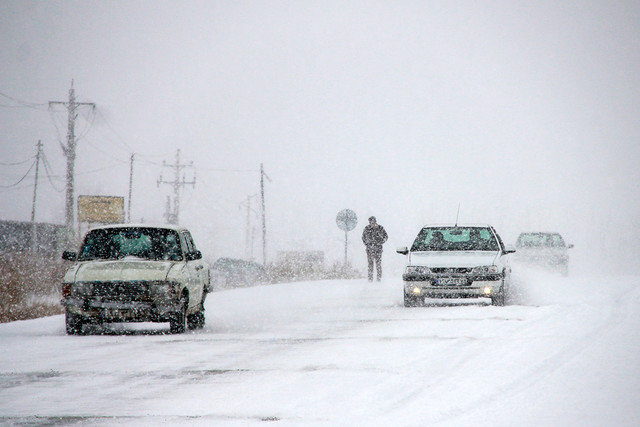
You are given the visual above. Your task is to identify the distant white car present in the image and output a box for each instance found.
[514,232,573,276]
[397,224,515,306]
[61,224,211,334]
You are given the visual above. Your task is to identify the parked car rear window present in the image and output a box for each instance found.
[516,233,566,248]
[411,227,499,252]
[78,227,183,261]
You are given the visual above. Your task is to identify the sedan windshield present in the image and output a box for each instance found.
[411,227,499,252]
[78,227,183,261]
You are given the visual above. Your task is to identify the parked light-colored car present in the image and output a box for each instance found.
[397,224,515,306]
[61,224,211,334]
[514,232,573,276]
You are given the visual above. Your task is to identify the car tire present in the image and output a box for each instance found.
[65,310,84,335]
[187,304,205,330]
[170,295,188,334]
[491,292,505,306]
[404,295,420,307]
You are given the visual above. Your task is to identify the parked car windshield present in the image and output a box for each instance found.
[516,233,565,248]
[78,227,183,261]
[411,227,499,252]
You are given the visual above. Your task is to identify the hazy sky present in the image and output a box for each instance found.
[1,1,639,270]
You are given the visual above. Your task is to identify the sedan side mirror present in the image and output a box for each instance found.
[396,246,408,255]
[62,251,77,261]
[186,250,202,261]
[503,245,516,255]
[568,244,574,249]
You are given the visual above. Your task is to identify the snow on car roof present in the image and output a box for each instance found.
[88,223,188,232]
[420,223,494,228]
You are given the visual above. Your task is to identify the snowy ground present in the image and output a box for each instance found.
[1,268,639,426]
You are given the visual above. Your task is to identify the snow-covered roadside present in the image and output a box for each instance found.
[0,271,638,426]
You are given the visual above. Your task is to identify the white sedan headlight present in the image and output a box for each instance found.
[405,266,431,274]
[472,265,500,274]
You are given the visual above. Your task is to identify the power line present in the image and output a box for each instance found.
[0,159,35,188]
[0,156,35,166]
[41,150,64,192]
[94,109,137,153]
[196,166,258,173]
[0,91,48,110]
[75,107,97,143]
[83,137,129,164]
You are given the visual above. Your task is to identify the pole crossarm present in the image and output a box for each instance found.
[156,149,196,224]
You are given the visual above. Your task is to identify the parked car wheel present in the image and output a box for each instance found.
[187,304,205,330]
[170,295,188,334]
[65,311,84,335]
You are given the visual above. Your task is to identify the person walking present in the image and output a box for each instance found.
[361,216,388,282]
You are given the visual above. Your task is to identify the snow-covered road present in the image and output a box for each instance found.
[1,270,639,426]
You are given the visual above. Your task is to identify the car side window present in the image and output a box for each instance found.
[184,231,197,253]
[550,234,565,247]
[182,232,194,254]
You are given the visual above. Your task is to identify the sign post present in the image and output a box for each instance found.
[336,209,357,267]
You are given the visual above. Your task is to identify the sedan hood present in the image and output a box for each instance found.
[409,251,499,267]
[73,258,177,282]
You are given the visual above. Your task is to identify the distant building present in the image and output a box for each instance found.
[0,220,66,256]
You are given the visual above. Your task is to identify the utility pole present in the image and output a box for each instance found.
[157,149,195,224]
[240,194,257,259]
[260,163,271,266]
[49,80,95,246]
[127,153,134,223]
[30,141,42,253]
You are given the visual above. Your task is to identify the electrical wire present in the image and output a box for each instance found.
[94,109,137,153]
[0,159,35,187]
[0,182,33,192]
[41,150,64,192]
[48,108,66,145]
[75,108,97,143]
[0,92,49,111]
[0,156,35,166]
[82,137,129,164]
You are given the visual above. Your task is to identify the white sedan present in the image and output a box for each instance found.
[397,224,515,306]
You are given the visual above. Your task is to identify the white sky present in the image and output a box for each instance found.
[1,0,639,270]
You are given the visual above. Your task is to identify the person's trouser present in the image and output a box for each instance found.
[366,249,382,281]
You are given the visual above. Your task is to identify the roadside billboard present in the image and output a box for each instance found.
[77,195,125,224]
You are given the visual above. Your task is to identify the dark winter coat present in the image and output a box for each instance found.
[362,224,388,253]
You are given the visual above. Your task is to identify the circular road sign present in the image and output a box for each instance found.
[336,209,357,232]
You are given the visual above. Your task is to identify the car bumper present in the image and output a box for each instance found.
[404,279,503,299]
[62,297,181,322]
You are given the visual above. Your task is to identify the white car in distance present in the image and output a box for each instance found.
[397,224,515,306]
[61,225,211,334]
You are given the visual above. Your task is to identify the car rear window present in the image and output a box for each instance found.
[516,233,565,248]
[411,227,498,252]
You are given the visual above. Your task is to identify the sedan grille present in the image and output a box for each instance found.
[431,267,472,274]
